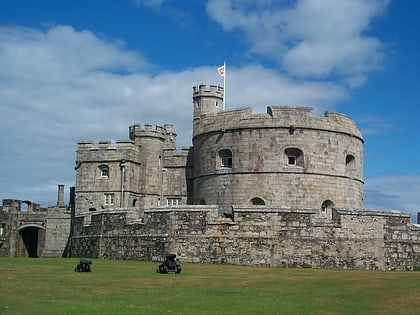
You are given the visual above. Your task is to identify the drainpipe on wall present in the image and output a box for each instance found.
[120,160,126,208]
[161,168,167,206]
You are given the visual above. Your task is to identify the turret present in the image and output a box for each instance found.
[129,124,167,208]
[193,84,224,122]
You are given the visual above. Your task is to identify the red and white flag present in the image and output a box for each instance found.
[217,65,225,77]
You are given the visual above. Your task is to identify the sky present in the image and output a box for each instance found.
[1,0,420,221]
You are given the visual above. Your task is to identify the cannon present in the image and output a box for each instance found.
[156,253,182,274]
[75,258,92,272]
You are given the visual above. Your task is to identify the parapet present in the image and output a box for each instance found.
[267,106,313,118]
[77,140,135,150]
[194,105,363,140]
[193,84,224,99]
[129,123,170,141]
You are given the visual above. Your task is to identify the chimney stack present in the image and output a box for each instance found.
[57,184,65,207]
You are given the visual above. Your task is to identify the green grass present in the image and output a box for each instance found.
[1,258,420,315]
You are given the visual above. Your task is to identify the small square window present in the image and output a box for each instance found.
[287,156,296,165]
[167,198,182,206]
[221,156,232,168]
[99,165,109,178]
[104,193,114,205]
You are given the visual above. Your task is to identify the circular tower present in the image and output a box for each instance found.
[191,86,364,215]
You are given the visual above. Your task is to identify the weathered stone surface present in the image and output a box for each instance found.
[70,206,420,270]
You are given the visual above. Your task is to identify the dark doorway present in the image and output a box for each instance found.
[19,227,41,257]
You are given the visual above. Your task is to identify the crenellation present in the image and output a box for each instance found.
[193,83,224,98]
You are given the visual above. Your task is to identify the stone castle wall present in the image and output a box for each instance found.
[0,199,71,258]
[70,205,420,270]
[192,103,364,212]
[75,123,190,215]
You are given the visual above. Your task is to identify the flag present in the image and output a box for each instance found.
[217,65,225,77]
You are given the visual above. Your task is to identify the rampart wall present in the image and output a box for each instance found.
[71,206,420,270]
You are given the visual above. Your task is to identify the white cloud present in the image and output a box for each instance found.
[206,0,388,84]
[0,25,349,206]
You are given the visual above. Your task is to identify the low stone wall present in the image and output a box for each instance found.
[70,206,420,270]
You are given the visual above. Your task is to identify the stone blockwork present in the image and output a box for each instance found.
[0,185,71,258]
[192,103,363,213]
[75,123,190,216]
[71,205,420,270]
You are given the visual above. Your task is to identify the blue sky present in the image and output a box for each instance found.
[1,0,420,220]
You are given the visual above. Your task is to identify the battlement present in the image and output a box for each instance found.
[193,106,363,140]
[193,84,224,98]
[77,140,135,151]
[128,123,176,142]
[163,146,191,157]
[267,106,314,118]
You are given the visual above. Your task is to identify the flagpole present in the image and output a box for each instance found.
[223,61,226,111]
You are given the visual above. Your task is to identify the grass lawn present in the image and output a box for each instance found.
[1,257,419,314]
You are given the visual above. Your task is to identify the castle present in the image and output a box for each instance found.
[1,84,420,270]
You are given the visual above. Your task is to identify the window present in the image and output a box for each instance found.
[250,197,265,205]
[287,156,296,165]
[104,193,114,205]
[99,165,109,178]
[285,148,304,167]
[219,149,233,168]
[345,154,356,173]
[0,223,5,238]
[167,198,182,206]
[321,200,334,214]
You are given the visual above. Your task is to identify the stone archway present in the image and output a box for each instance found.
[18,225,45,258]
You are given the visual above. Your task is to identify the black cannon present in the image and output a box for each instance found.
[156,253,182,274]
[75,258,92,272]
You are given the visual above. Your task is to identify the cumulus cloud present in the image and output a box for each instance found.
[206,0,388,85]
[0,25,347,205]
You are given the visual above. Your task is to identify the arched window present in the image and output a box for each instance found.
[21,201,31,212]
[345,154,356,173]
[218,149,233,168]
[321,200,334,214]
[99,164,109,178]
[250,197,266,205]
[284,148,304,167]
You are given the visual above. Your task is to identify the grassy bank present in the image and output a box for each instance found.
[1,257,419,314]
